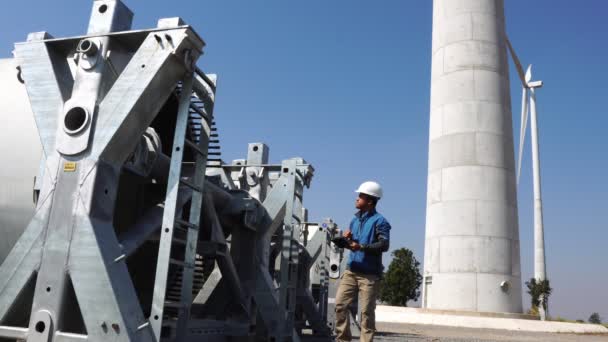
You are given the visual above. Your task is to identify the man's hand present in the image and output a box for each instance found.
[348,241,361,251]
[343,230,352,239]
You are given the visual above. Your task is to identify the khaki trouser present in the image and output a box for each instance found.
[334,270,381,342]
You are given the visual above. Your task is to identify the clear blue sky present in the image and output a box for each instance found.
[1,0,606,322]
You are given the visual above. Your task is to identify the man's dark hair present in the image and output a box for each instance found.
[362,193,379,206]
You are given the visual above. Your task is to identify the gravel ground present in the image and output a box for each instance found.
[371,322,608,342]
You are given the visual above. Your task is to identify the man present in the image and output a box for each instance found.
[335,181,391,342]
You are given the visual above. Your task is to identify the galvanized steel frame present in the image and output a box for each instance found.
[0,2,333,341]
[0,1,205,341]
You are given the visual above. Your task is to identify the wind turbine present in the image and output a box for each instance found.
[506,38,548,320]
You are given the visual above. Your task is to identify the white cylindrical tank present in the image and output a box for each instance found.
[0,58,42,264]
[423,0,523,313]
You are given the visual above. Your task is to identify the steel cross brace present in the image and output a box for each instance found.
[252,158,315,342]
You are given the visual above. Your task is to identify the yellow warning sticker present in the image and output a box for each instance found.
[63,162,77,172]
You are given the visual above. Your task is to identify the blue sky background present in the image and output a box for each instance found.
[1,1,606,322]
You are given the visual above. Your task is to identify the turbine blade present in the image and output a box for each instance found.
[506,37,528,87]
[517,88,530,185]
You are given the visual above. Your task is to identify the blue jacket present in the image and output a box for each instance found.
[347,208,391,276]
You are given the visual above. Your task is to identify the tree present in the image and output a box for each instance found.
[589,312,602,324]
[525,278,552,315]
[379,248,422,307]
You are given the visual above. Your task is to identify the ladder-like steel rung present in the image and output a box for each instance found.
[164,301,186,309]
[206,158,222,162]
[208,145,220,150]
[189,103,210,121]
[180,179,203,193]
[209,139,220,144]
[184,139,208,157]
[166,294,181,302]
[207,152,221,156]
[169,258,194,269]
[175,218,199,230]
[188,116,208,127]
[152,78,210,342]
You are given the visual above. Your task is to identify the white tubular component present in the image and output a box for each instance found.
[517,87,529,185]
[529,87,547,319]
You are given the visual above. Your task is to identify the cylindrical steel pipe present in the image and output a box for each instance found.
[0,59,41,264]
[423,0,523,313]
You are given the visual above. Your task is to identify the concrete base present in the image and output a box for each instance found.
[400,306,539,320]
[376,306,608,334]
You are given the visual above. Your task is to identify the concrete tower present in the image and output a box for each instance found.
[423,0,523,313]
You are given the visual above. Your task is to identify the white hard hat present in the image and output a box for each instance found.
[355,181,383,199]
